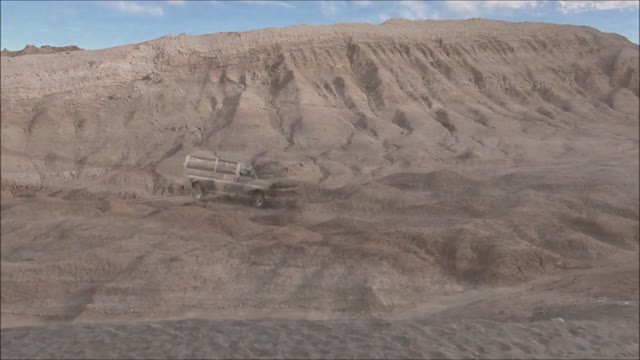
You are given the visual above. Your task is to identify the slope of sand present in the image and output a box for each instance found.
[2,260,638,358]
[1,19,639,358]
[2,318,637,359]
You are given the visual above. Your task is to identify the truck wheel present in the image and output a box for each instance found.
[192,181,205,200]
[251,191,265,208]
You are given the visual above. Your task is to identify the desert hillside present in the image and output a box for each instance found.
[2,19,638,193]
[1,19,638,330]
[1,44,83,57]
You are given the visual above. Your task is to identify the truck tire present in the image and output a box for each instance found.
[251,191,265,208]
[192,181,205,200]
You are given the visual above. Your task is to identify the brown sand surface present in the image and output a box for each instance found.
[1,256,638,359]
[1,19,638,358]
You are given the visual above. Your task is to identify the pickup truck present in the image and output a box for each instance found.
[183,150,298,207]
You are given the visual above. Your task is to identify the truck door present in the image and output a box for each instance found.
[222,163,243,194]
[227,164,257,194]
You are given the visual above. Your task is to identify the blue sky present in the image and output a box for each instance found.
[1,1,639,51]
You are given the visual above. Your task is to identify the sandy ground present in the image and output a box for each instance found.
[1,248,638,358]
[2,317,637,359]
[1,19,639,358]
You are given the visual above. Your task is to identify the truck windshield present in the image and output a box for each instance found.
[252,161,286,179]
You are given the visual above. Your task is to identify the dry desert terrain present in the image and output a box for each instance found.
[1,19,639,358]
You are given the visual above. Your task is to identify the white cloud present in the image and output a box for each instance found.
[371,1,437,22]
[483,1,539,9]
[319,0,438,22]
[445,0,538,17]
[319,1,348,17]
[377,13,393,22]
[398,1,434,20]
[557,1,639,13]
[378,13,393,22]
[352,0,373,7]
[107,1,164,16]
[238,0,294,8]
[445,1,479,15]
[166,0,185,4]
